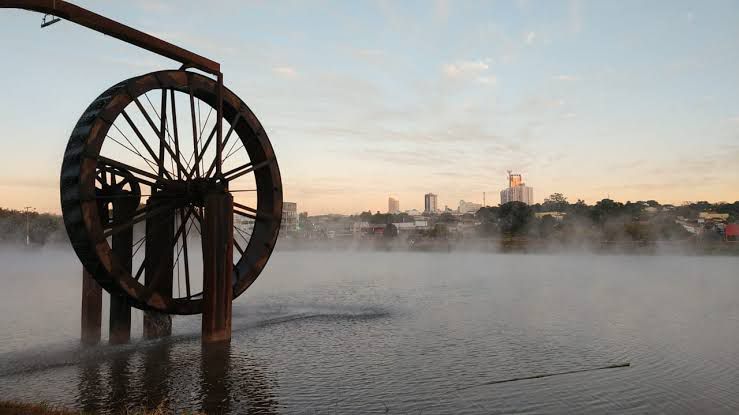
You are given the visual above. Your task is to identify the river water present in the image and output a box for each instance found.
[0,246,737,414]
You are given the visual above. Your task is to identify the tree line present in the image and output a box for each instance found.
[0,207,68,245]
[474,195,738,243]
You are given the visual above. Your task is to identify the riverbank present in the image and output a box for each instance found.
[0,401,76,415]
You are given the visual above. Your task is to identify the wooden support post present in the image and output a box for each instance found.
[201,342,231,412]
[202,192,233,343]
[80,267,102,346]
[109,294,130,344]
[109,198,136,344]
[143,343,171,410]
[143,198,174,339]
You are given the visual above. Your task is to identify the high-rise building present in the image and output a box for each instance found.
[509,173,523,187]
[500,172,534,205]
[424,193,438,213]
[388,197,400,214]
[281,202,298,232]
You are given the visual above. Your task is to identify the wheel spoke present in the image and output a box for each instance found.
[233,201,273,221]
[180,208,191,298]
[204,112,241,177]
[170,89,182,180]
[143,208,192,290]
[189,88,201,178]
[120,109,173,181]
[96,156,165,189]
[190,207,205,237]
[222,143,245,166]
[103,201,175,238]
[106,132,159,174]
[233,237,245,255]
[224,159,273,182]
[94,193,148,200]
[234,224,252,248]
[172,212,195,298]
[144,93,191,179]
[187,124,217,179]
[158,91,168,177]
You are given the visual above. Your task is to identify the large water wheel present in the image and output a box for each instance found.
[61,70,282,315]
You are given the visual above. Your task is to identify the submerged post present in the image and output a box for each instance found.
[80,268,102,345]
[202,192,233,343]
[143,198,174,338]
[109,198,136,344]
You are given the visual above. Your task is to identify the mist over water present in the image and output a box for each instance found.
[0,246,738,414]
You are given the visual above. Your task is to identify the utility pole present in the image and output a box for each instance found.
[483,192,486,207]
[23,206,34,246]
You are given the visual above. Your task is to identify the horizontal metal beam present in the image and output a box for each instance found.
[0,0,220,75]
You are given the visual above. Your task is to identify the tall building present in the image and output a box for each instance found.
[509,173,523,187]
[500,172,534,205]
[281,202,298,232]
[388,197,400,214]
[424,193,438,213]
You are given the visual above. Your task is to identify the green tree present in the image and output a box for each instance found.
[384,223,398,238]
[590,199,624,225]
[475,206,499,223]
[538,214,557,238]
[497,202,533,236]
[542,193,569,211]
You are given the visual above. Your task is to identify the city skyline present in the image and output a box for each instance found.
[1,1,738,215]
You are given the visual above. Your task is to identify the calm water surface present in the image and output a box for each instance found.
[0,246,738,414]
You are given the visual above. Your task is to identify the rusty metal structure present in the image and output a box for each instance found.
[2,0,282,343]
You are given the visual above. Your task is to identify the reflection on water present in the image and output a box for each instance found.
[72,339,278,414]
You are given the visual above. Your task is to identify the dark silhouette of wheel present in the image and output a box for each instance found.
[61,70,282,314]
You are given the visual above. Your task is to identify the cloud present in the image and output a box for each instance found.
[442,60,489,78]
[356,49,385,57]
[553,74,579,81]
[441,59,495,85]
[272,66,298,78]
[525,31,536,45]
[353,49,386,64]
[476,76,497,86]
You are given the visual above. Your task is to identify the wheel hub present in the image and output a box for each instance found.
[155,178,228,207]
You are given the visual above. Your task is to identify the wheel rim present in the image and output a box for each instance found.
[61,70,282,314]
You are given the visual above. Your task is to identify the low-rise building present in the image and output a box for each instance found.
[535,211,567,221]
[458,200,482,214]
[699,212,729,222]
[281,202,298,232]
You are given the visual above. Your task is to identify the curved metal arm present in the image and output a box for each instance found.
[0,0,220,75]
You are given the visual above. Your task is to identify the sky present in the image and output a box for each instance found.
[0,0,738,215]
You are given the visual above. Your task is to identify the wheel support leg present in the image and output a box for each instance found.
[81,268,102,346]
[144,199,174,338]
[109,198,135,344]
[109,294,131,344]
[202,192,233,343]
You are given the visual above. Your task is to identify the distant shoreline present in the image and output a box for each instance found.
[274,238,739,256]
